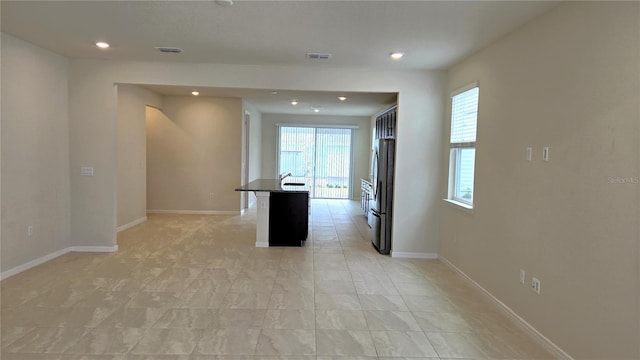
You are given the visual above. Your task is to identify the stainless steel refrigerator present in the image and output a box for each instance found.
[370,138,395,254]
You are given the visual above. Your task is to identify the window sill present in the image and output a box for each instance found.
[443,199,474,214]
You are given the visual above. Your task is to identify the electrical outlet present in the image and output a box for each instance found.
[209,192,215,199]
[531,277,541,294]
[519,269,526,284]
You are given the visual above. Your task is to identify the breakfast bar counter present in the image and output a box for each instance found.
[235,179,310,193]
[235,179,309,247]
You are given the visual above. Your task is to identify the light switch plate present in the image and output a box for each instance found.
[80,167,94,176]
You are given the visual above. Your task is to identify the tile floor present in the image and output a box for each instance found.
[1,199,555,359]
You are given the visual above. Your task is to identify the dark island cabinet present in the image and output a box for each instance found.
[268,191,309,246]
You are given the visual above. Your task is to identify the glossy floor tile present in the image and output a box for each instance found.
[1,200,556,359]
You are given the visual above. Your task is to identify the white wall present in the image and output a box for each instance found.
[242,100,262,208]
[261,113,373,200]
[393,76,445,257]
[146,96,243,213]
[1,34,70,272]
[440,2,639,358]
[116,84,162,229]
[67,60,445,255]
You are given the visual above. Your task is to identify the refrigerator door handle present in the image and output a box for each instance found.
[370,208,381,216]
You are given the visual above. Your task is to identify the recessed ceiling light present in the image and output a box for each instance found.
[291,100,298,106]
[95,41,110,49]
[338,96,347,101]
[215,0,234,6]
[312,107,320,113]
[271,91,278,95]
[390,52,405,60]
[192,91,200,96]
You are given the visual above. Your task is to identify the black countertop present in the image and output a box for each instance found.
[235,179,309,193]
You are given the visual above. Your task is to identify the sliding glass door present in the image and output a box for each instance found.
[278,126,353,199]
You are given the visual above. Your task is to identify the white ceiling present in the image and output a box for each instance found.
[1,0,558,116]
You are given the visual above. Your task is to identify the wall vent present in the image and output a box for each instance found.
[307,53,332,60]
[155,46,183,54]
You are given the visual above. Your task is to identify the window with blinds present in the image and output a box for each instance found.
[448,84,479,206]
[278,126,353,199]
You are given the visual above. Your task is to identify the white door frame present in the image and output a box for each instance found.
[242,111,251,210]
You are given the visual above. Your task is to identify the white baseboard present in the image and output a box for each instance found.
[1,247,70,280]
[147,210,239,215]
[439,256,573,360]
[1,245,118,280]
[70,245,118,252]
[391,251,439,259]
[255,241,269,248]
[116,216,147,232]
[240,199,258,215]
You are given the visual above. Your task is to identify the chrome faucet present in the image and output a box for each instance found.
[279,172,292,181]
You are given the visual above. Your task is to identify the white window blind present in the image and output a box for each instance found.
[450,86,479,145]
[278,126,353,199]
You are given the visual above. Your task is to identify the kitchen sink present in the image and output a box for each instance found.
[283,182,305,186]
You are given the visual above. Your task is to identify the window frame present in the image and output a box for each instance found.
[447,82,479,209]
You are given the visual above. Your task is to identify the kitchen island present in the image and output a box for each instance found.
[235,179,309,247]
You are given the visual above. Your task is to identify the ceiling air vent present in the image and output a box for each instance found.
[155,46,183,54]
[307,53,332,60]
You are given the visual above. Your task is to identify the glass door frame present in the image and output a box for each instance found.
[276,124,356,200]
